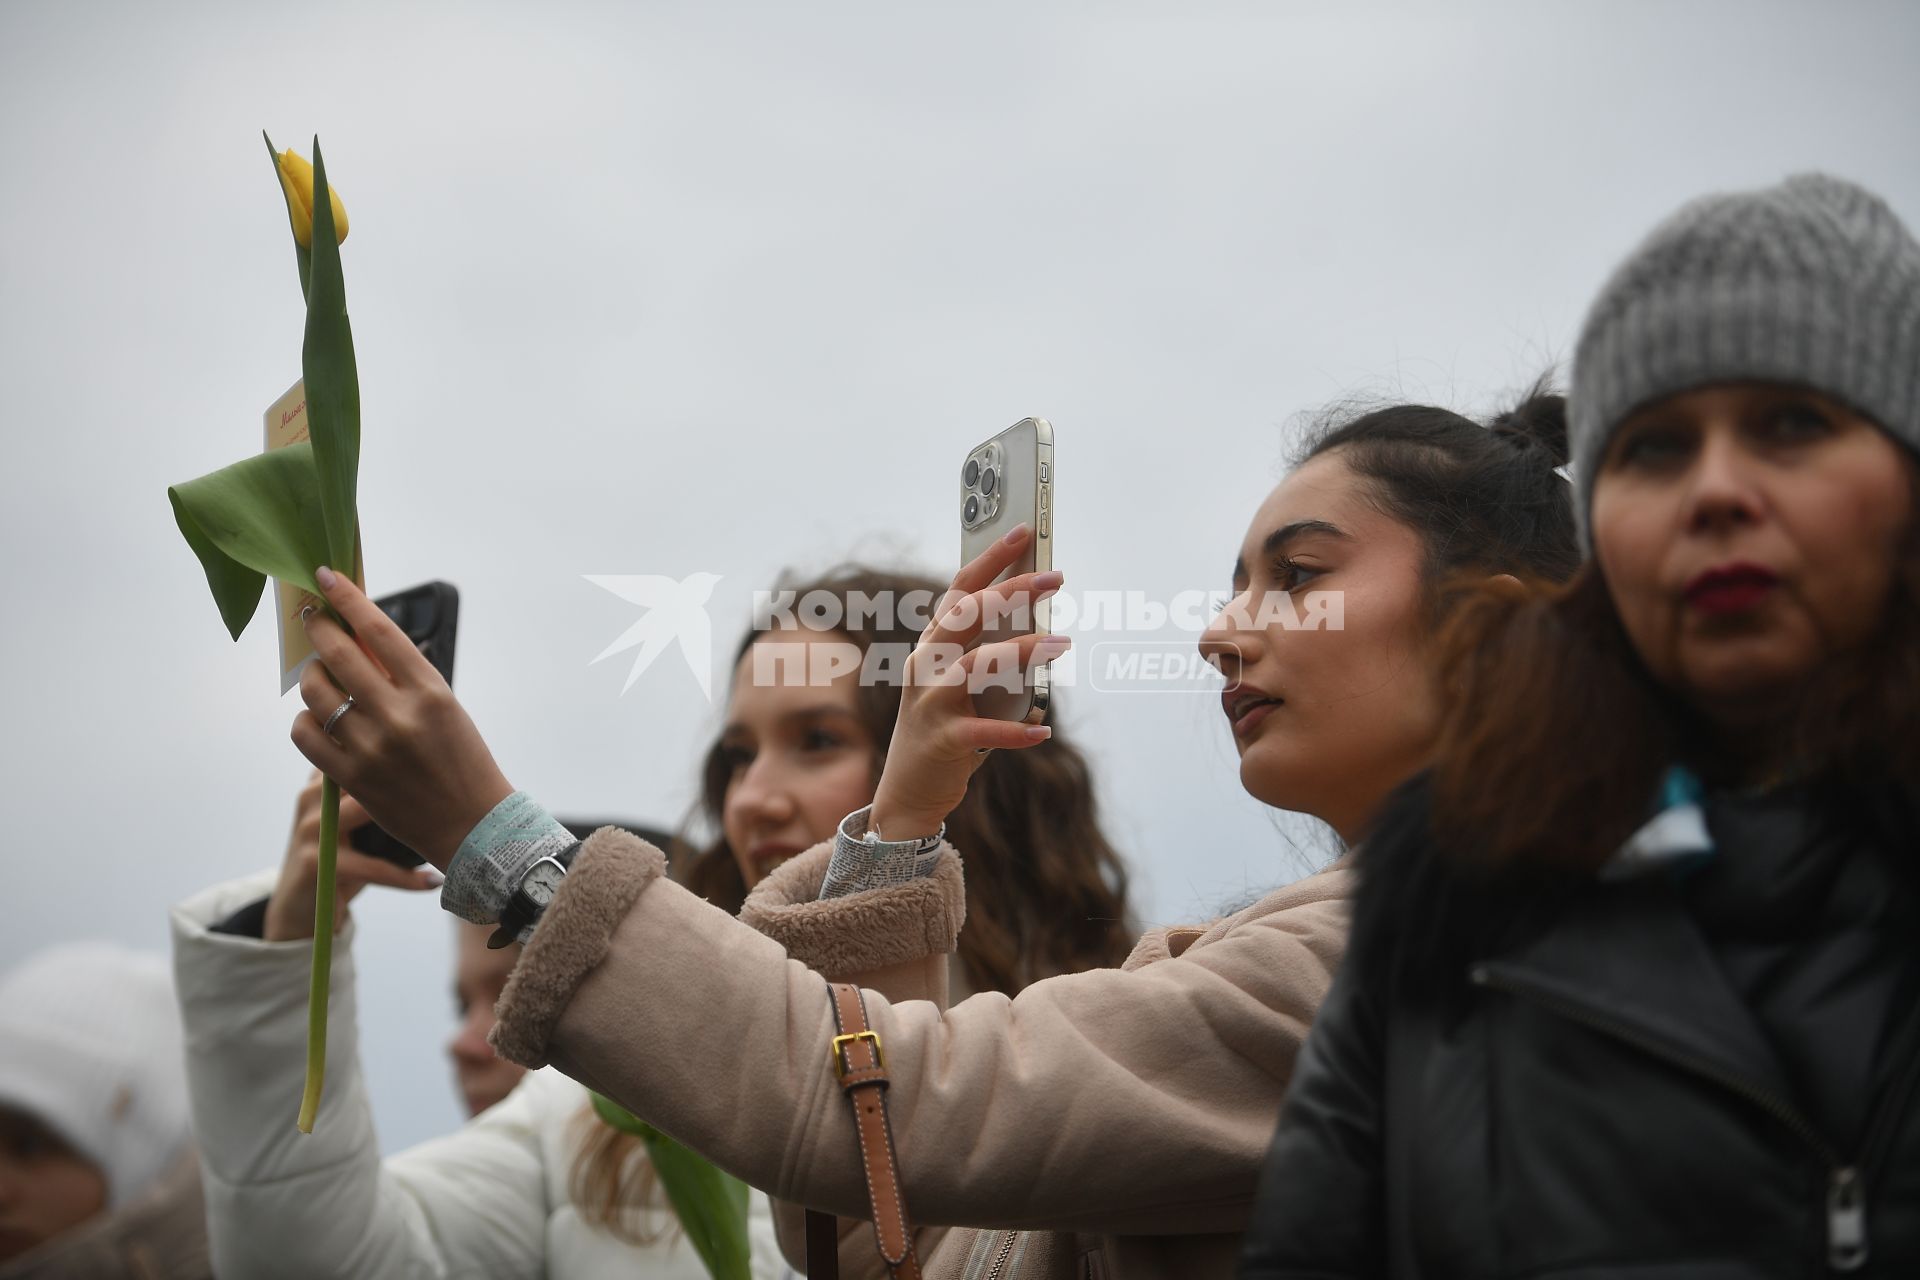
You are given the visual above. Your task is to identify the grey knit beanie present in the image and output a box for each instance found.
[1569,173,1920,544]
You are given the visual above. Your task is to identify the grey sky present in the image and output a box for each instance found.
[5,1,1916,1152]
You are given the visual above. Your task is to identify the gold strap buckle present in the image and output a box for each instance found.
[831,1030,885,1080]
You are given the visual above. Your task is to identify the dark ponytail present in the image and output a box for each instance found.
[1488,392,1570,465]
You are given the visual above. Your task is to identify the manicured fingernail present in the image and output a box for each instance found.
[300,604,317,622]
[1033,570,1064,591]
[315,566,337,590]
[420,867,446,887]
[1037,635,1072,656]
[1002,524,1030,544]
[1025,725,1052,742]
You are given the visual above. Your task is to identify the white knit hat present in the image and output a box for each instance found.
[0,943,191,1208]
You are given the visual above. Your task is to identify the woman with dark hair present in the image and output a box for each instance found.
[268,380,1578,1278]
[1242,174,1920,1277]
[171,565,1131,1279]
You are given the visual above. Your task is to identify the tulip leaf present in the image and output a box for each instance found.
[302,137,360,576]
[261,131,312,301]
[590,1091,650,1137]
[589,1093,752,1280]
[301,138,360,571]
[169,444,332,639]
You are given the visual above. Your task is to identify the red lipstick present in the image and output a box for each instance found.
[1683,562,1779,616]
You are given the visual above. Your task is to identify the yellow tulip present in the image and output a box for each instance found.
[274,148,349,249]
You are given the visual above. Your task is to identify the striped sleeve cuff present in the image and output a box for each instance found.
[818,805,947,899]
[440,791,578,925]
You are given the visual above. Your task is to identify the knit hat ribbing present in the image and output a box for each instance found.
[1569,173,1920,544]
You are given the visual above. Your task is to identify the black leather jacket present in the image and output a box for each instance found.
[1240,778,1920,1279]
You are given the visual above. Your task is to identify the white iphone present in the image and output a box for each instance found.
[958,416,1055,724]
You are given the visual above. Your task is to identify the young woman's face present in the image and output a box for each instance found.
[719,630,881,888]
[1591,384,1915,726]
[1200,451,1442,843]
[0,1106,107,1263]
[447,923,527,1118]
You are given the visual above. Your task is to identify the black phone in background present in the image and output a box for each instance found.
[348,582,459,868]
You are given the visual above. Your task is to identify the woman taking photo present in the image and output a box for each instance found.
[171,567,1132,1279]
[267,386,1577,1279]
[1243,173,1920,1277]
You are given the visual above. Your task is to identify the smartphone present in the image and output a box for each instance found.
[958,417,1054,724]
[348,581,460,867]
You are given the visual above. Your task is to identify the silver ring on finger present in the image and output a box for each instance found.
[322,695,357,738]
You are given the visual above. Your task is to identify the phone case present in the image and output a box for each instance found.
[958,417,1054,724]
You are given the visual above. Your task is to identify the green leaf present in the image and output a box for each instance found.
[589,1094,752,1280]
[590,1091,651,1135]
[169,494,266,640]
[302,136,360,574]
[261,131,312,301]
[168,444,332,639]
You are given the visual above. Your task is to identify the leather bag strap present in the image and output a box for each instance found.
[804,979,922,1280]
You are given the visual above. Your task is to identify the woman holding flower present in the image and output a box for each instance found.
[169,566,1133,1278]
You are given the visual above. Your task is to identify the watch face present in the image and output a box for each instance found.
[524,862,565,908]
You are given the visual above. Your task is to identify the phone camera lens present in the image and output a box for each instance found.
[980,467,997,496]
[964,494,980,524]
[964,458,981,487]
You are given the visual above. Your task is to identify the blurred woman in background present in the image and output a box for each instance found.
[0,943,207,1280]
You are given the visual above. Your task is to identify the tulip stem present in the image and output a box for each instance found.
[296,775,341,1133]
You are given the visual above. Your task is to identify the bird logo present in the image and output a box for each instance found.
[583,573,724,699]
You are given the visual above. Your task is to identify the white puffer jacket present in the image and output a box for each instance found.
[170,870,789,1280]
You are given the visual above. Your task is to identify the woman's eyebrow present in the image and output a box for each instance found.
[1233,519,1350,580]
[721,704,860,739]
[781,704,862,726]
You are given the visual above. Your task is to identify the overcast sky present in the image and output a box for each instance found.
[5,0,1917,1153]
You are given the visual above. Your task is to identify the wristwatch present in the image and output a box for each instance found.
[488,844,580,949]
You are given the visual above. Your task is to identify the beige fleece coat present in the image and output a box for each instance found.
[491,829,1351,1280]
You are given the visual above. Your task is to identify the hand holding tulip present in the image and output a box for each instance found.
[170,134,361,1130]
[291,568,514,873]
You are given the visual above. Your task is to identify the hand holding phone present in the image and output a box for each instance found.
[958,417,1055,724]
[863,424,1069,841]
[262,771,442,942]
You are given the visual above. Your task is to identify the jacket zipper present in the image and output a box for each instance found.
[1470,965,1879,1272]
[1852,1007,1920,1190]
[983,1229,1020,1280]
